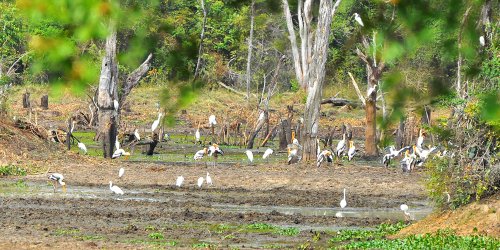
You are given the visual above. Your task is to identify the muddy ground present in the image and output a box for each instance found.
[0,160,428,249]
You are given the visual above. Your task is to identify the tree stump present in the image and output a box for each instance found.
[22,92,31,108]
[40,95,49,110]
[279,119,291,150]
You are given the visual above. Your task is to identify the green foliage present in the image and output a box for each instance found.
[0,165,27,176]
[246,222,275,230]
[245,223,300,236]
[329,222,407,244]
[148,232,164,240]
[341,229,500,250]
[192,242,211,248]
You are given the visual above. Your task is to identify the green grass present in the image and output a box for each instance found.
[0,165,27,176]
[245,223,300,236]
[192,242,212,248]
[148,232,164,240]
[329,222,407,245]
[342,230,500,249]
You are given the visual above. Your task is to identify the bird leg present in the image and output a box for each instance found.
[52,181,57,193]
[62,185,67,193]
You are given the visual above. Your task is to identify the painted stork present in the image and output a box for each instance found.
[48,173,66,193]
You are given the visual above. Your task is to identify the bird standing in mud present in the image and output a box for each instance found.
[118,168,125,178]
[176,176,184,187]
[347,141,356,161]
[195,123,201,144]
[317,150,333,168]
[112,148,131,159]
[336,133,346,159]
[245,150,254,164]
[400,204,410,220]
[48,173,66,193]
[262,148,274,163]
[287,147,300,164]
[109,181,124,195]
[340,188,347,208]
[77,142,87,154]
[206,172,212,186]
[197,177,204,188]
[151,113,162,133]
[207,144,224,167]
[194,148,208,164]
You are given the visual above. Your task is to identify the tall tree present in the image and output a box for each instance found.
[282,0,342,160]
[245,0,255,99]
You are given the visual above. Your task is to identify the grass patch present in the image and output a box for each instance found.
[148,232,164,240]
[192,242,212,248]
[0,165,27,176]
[245,223,300,236]
[342,230,500,249]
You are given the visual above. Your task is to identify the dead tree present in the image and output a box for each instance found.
[282,0,343,161]
[96,29,152,158]
[40,95,49,109]
[22,92,30,108]
[194,0,208,78]
[355,35,385,156]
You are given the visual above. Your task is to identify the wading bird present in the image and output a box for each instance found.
[340,188,347,208]
[118,167,125,178]
[400,204,410,220]
[417,129,425,149]
[245,150,254,164]
[317,150,334,168]
[207,144,224,166]
[336,133,346,159]
[401,150,414,173]
[195,124,201,144]
[113,99,119,111]
[479,35,485,46]
[209,115,217,126]
[287,147,300,165]
[112,148,131,159]
[354,13,364,27]
[194,148,208,166]
[77,142,87,154]
[134,129,140,141]
[206,172,212,186]
[176,176,184,187]
[416,146,437,166]
[48,173,66,193]
[115,137,120,151]
[347,141,356,161]
[151,113,162,133]
[382,146,399,167]
[109,181,124,195]
[262,148,274,162]
[197,177,204,188]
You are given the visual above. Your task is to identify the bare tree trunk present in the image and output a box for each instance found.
[194,0,207,79]
[456,6,472,97]
[301,0,339,161]
[245,0,255,99]
[97,30,119,158]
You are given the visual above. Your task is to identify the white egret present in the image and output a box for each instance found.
[194,148,208,162]
[245,150,254,163]
[77,142,87,154]
[195,126,201,144]
[118,167,125,178]
[417,129,425,149]
[336,134,346,158]
[262,148,274,162]
[115,137,120,151]
[134,129,140,141]
[347,141,356,161]
[206,172,212,186]
[354,13,364,27]
[400,204,410,220]
[113,99,119,111]
[366,84,377,97]
[479,35,485,46]
[209,115,217,126]
[197,177,204,188]
[48,173,66,193]
[317,150,334,167]
[151,113,162,132]
[109,181,124,195]
[112,148,131,159]
[340,188,347,208]
[176,176,184,187]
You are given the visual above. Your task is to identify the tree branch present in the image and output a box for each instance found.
[348,72,366,106]
[119,53,153,105]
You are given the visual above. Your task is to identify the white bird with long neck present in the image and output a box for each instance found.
[206,172,212,186]
[109,181,124,195]
[340,188,347,208]
[77,142,87,154]
[245,150,254,163]
[176,176,184,187]
[112,148,131,159]
[118,167,125,178]
[336,134,346,158]
[417,129,425,149]
[48,173,66,193]
[195,123,201,144]
[194,148,208,161]
[197,177,204,188]
[354,13,364,27]
[348,141,356,161]
[317,150,334,167]
[262,148,273,162]
[115,136,120,151]
[134,129,140,141]
[209,115,217,126]
[151,113,162,133]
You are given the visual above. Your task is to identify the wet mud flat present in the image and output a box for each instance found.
[0,162,430,249]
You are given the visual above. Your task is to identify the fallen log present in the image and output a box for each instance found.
[320,97,360,107]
